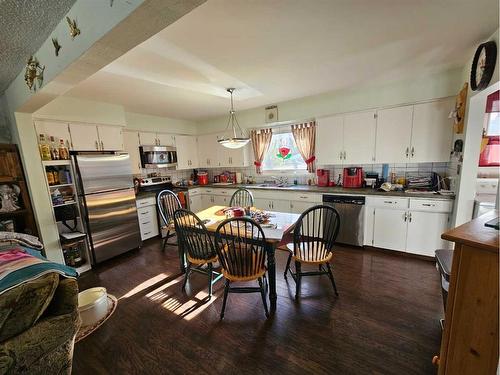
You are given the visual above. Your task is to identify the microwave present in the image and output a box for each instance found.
[139,145,177,168]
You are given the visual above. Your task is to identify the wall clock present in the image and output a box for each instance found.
[470,41,497,91]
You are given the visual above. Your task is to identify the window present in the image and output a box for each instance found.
[479,91,500,167]
[261,131,307,171]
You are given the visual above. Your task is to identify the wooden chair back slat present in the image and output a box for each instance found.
[157,190,181,225]
[173,209,216,261]
[215,218,267,278]
[293,205,340,262]
[229,188,254,207]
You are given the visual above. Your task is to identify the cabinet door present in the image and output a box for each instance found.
[197,134,218,168]
[175,135,194,169]
[271,199,291,212]
[290,200,316,214]
[139,132,158,146]
[157,133,175,147]
[375,106,413,163]
[201,194,213,209]
[410,99,454,163]
[343,110,377,164]
[316,115,344,165]
[373,208,408,251]
[69,123,100,151]
[34,121,72,150]
[213,195,227,206]
[123,131,141,174]
[227,144,250,167]
[189,194,202,213]
[406,211,449,256]
[254,198,271,210]
[98,125,123,151]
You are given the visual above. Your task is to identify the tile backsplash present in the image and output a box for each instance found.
[138,162,451,186]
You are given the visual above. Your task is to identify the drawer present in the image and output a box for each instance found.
[140,224,159,240]
[137,207,156,225]
[409,199,453,213]
[251,189,291,200]
[290,192,322,203]
[216,189,237,196]
[189,188,201,196]
[366,196,409,209]
[136,196,156,208]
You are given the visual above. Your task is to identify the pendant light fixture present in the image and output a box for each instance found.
[218,88,250,149]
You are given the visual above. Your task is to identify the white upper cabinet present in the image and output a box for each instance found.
[343,110,376,164]
[175,135,199,169]
[375,105,413,163]
[316,115,344,165]
[410,99,454,163]
[97,125,123,151]
[197,134,218,168]
[139,132,157,146]
[225,144,251,167]
[70,124,100,151]
[122,131,141,174]
[34,121,72,150]
[157,133,175,147]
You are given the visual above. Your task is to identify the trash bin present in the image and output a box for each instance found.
[435,249,453,311]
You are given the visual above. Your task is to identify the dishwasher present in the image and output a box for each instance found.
[322,195,365,246]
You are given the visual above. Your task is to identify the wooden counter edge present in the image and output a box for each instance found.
[441,210,499,253]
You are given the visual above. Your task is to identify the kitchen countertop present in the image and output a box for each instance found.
[180,183,455,200]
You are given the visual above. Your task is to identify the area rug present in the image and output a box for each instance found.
[75,294,117,342]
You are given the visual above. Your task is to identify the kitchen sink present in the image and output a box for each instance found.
[254,183,292,188]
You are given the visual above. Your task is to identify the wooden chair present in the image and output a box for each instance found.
[215,217,269,319]
[229,188,254,208]
[173,209,223,299]
[157,190,181,251]
[284,205,341,299]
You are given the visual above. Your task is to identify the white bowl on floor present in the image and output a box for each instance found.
[78,287,108,326]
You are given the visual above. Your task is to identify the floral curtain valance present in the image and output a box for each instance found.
[250,128,273,174]
[291,121,316,173]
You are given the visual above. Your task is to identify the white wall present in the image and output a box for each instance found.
[124,111,198,134]
[454,28,499,226]
[197,67,464,133]
[34,96,126,126]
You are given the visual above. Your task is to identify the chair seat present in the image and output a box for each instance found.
[286,242,333,264]
[187,254,218,265]
[222,268,266,282]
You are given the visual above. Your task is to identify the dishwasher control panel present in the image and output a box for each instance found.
[322,195,365,205]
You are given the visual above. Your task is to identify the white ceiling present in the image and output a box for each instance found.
[64,0,499,121]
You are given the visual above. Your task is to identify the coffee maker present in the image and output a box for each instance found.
[343,167,363,188]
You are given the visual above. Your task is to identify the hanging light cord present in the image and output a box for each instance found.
[222,88,247,139]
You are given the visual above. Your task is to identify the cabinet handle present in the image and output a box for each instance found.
[408,212,412,222]
[140,211,148,215]
[339,151,343,160]
[299,196,308,199]
[95,140,99,150]
[411,147,415,157]
[405,147,409,158]
[404,212,408,221]
[422,203,435,207]
[100,140,104,150]
[142,221,151,225]
[144,231,151,236]
[383,201,393,204]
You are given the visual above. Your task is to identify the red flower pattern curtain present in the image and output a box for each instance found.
[291,121,316,173]
[250,128,272,174]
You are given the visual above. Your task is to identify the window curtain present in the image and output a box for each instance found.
[291,121,316,173]
[250,128,272,174]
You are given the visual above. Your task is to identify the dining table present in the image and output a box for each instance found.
[176,205,301,313]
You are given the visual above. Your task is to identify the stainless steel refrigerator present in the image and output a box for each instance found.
[73,153,141,264]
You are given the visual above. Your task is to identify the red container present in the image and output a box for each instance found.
[198,172,208,185]
[316,169,329,187]
[232,207,245,217]
[343,167,363,188]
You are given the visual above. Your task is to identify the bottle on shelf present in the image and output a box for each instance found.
[52,167,60,185]
[58,139,69,160]
[49,136,60,160]
[46,168,55,185]
[38,134,51,161]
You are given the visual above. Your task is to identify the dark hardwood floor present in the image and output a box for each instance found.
[73,239,443,375]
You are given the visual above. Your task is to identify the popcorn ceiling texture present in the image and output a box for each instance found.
[0,0,76,93]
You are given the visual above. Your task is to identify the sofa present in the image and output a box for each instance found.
[0,272,81,375]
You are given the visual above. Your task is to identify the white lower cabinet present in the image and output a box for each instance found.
[366,197,452,256]
[188,189,202,212]
[372,208,408,251]
[136,201,159,241]
[405,211,450,256]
